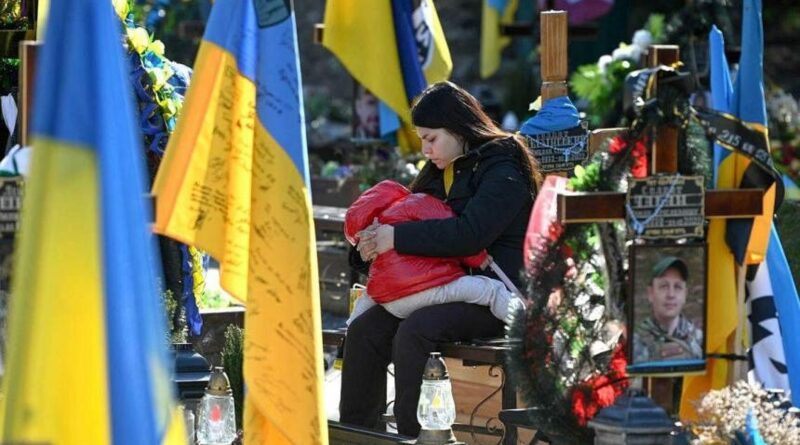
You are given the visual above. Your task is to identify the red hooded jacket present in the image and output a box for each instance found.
[345,180,488,304]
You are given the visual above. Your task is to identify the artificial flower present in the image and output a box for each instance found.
[112,0,129,21]
[570,344,628,426]
[608,136,626,154]
[126,26,150,54]
[148,40,166,57]
[630,139,649,178]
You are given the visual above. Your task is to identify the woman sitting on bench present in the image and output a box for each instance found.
[339,81,541,437]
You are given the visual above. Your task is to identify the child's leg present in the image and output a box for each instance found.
[382,276,523,322]
[380,286,440,319]
[347,293,378,326]
[436,275,523,321]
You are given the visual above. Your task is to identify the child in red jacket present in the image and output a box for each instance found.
[344,180,524,324]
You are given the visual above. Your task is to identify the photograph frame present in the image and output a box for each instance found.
[627,242,708,375]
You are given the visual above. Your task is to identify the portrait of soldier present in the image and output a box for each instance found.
[633,255,704,363]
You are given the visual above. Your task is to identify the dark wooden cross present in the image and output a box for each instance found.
[554,45,764,411]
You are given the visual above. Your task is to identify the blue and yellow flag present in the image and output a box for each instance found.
[152,1,327,443]
[680,25,738,420]
[323,0,452,149]
[0,1,185,444]
[481,0,518,78]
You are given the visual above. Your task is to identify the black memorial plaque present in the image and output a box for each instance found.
[524,124,589,173]
[0,178,22,236]
[0,178,22,366]
[626,175,705,239]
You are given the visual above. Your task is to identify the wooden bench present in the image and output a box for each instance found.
[324,328,520,445]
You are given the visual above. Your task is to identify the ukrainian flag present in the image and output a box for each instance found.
[680,25,738,420]
[481,0,518,79]
[323,0,452,150]
[1,1,185,444]
[152,1,327,443]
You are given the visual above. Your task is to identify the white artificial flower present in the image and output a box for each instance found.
[612,45,634,62]
[632,29,653,50]
[597,54,613,74]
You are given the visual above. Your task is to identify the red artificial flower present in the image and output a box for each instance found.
[570,344,629,426]
[547,222,565,242]
[608,136,626,155]
[630,138,649,178]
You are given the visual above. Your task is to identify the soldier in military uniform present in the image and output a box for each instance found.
[633,256,703,363]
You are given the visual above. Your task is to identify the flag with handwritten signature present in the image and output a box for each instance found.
[152,1,326,443]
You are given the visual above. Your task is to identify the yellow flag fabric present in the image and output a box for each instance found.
[2,141,110,443]
[152,2,326,443]
[36,0,49,38]
[480,0,518,79]
[322,0,452,125]
[734,140,777,265]
[679,194,737,419]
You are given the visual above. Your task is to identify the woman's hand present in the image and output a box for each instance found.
[356,219,380,262]
[372,224,395,255]
[356,222,394,261]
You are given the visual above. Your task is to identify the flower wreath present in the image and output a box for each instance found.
[507,99,712,442]
[115,2,206,336]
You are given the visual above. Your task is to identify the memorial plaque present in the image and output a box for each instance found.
[524,123,589,173]
[626,175,704,239]
[0,178,22,236]
[0,177,21,371]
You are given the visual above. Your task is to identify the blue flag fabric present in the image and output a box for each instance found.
[709,26,733,185]
[392,0,427,102]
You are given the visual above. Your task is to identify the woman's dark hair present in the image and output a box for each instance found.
[409,81,541,194]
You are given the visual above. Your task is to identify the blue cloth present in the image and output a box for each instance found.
[519,96,580,136]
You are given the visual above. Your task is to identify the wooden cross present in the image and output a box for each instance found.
[531,10,624,173]
[554,44,765,412]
